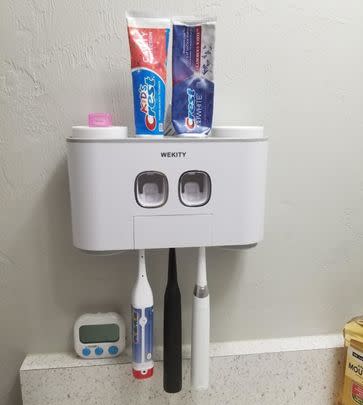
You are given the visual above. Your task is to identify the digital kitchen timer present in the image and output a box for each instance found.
[74,312,125,359]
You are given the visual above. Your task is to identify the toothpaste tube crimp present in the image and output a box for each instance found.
[172,17,216,136]
[126,14,170,136]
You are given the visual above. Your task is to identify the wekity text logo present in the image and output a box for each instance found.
[139,76,156,131]
[160,152,187,158]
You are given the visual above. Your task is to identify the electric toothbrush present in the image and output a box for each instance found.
[191,247,210,390]
[131,249,154,379]
[163,248,182,392]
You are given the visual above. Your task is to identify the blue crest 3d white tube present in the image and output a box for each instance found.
[172,17,216,137]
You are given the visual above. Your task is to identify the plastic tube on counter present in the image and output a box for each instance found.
[172,17,216,137]
[126,12,170,137]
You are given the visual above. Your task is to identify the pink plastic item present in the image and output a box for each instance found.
[88,113,112,127]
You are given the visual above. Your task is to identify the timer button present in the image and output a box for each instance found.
[95,347,103,356]
[82,348,91,357]
[108,346,118,355]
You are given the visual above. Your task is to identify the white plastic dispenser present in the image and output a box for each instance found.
[67,126,268,251]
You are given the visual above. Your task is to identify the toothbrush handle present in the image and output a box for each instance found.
[163,283,182,392]
[191,294,210,390]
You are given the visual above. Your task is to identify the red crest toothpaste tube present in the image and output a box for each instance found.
[126,12,170,137]
[172,17,216,137]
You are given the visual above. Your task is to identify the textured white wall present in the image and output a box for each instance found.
[1,0,363,403]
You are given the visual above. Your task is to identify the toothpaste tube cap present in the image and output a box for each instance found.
[88,113,112,127]
[132,367,154,379]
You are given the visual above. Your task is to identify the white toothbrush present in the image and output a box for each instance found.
[191,247,210,390]
[131,249,154,379]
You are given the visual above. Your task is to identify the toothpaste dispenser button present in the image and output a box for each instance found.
[179,171,211,207]
[135,171,168,208]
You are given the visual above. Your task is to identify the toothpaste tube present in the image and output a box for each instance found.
[172,17,216,136]
[126,12,170,136]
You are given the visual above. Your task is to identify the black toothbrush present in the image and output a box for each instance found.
[163,248,182,393]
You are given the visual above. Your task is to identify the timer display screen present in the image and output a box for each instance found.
[79,324,119,344]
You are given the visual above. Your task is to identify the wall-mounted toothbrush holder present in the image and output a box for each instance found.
[66,126,268,252]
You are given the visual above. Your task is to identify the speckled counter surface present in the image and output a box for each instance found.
[20,336,345,405]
